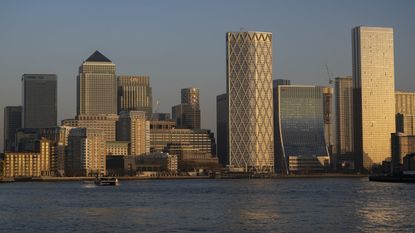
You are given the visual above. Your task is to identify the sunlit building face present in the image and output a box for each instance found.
[226,31,274,173]
[352,26,395,170]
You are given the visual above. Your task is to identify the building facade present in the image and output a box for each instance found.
[106,141,130,156]
[395,92,415,135]
[62,114,119,142]
[216,93,228,167]
[22,74,57,128]
[117,111,150,155]
[66,128,106,176]
[150,128,215,155]
[77,50,117,115]
[226,31,274,173]
[274,85,329,174]
[352,26,395,171]
[3,106,22,152]
[117,75,152,119]
[334,76,355,168]
[172,87,201,129]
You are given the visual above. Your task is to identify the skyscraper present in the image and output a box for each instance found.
[3,106,22,152]
[352,26,395,171]
[274,85,329,174]
[226,31,274,173]
[172,87,201,129]
[216,93,228,167]
[117,75,152,119]
[22,74,57,128]
[334,76,354,168]
[77,50,117,115]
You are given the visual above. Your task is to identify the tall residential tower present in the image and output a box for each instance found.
[226,31,274,173]
[352,26,395,171]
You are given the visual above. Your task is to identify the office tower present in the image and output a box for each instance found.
[395,91,415,115]
[3,106,22,152]
[22,74,57,128]
[77,50,117,115]
[226,31,274,173]
[273,79,291,174]
[66,128,106,176]
[172,88,201,129]
[352,26,395,171]
[117,111,150,155]
[334,77,354,168]
[216,93,228,167]
[274,85,330,174]
[395,92,415,134]
[61,114,119,142]
[150,128,216,155]
[117,75,152,119]
[181,88,200,106]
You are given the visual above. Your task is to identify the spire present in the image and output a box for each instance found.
[85,50,112,62]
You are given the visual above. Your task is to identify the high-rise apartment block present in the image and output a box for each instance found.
[3,106,22,152]
[226,31,274,173]
[22,74,57,128]
[77,50,117,115]
[66,128,106,176]
[117,111,150,155]
[352,26,395,171]
[117,75,152,119]
[172,88,201,129]
[334,76,355,169]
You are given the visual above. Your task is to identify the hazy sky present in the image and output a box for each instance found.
[1,0,414,151]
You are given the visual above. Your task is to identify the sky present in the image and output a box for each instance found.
[1,0,415,151]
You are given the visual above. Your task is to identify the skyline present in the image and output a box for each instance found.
[1,0,415,151]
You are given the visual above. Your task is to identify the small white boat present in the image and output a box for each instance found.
[94,177,119,186]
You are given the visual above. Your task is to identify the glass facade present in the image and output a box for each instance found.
[275,85,329,173]
[22,74,57,128]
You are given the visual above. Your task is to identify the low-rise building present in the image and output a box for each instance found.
[288,155,330,174]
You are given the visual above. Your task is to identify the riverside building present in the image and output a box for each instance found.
[352,26,395,171]
[226,31,274,173]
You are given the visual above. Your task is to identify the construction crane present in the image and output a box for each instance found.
[325,64,334,84]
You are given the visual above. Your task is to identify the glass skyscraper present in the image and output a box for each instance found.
[226,31,274,173]
[274,85,329,174]
[22,74,57,128]
[352,26,395,171]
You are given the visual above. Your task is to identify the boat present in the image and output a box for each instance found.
[369,171,415,183]
[94,177,119,186]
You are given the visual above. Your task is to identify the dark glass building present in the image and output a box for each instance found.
[22,74,57,128]
[3,106,22,152]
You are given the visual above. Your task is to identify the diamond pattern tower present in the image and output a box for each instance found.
[226,31,274,173]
